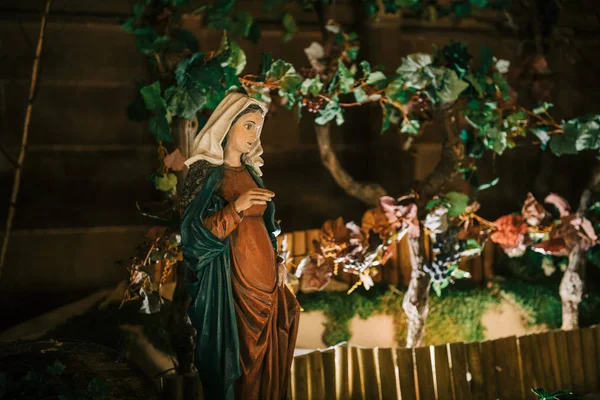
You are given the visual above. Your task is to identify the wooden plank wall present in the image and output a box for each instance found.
[288,325,600,400]
[278,229,496,287]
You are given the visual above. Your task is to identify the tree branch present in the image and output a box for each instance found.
[414,108,465,209]
[315,123,387,207]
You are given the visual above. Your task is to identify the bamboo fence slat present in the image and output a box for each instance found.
[350,346,363,399]
[308,350,325,399]
[321,348,337,399]
[449,342,471,400]
[396,347,417,400]
[581,327,599,393]
[493,336,523,400]
[518,335,537,394]
[479,340,498,400]
[293,354,310,400]
[554,329,573,389]
[378,347,399,400]
[565,329,586,395]
[414,346,435,400]
[465,341,484,400]
[358,347,381,400]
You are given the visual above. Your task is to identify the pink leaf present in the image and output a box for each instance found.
[163,149,186,172]
[544,193,571,217]
[531,238,569,257]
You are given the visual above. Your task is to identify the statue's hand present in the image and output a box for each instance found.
[234,188,275,213]
[277,262,288,287]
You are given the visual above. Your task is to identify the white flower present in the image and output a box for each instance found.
[495,58,510,74]
[304,42,326,72]
[541,257,556,276]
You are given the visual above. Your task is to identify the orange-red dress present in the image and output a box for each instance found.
[203,164,300,400]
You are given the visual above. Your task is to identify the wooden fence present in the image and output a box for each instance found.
[278,229,498,287]
[289,325,600,400]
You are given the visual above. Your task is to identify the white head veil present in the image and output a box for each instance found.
[184,92,268,175]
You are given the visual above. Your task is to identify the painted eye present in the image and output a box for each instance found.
[244,123,253,130]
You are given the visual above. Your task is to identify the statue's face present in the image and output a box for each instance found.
[226,112,263,155]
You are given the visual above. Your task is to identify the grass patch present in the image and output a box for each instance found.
[297,278,600,347]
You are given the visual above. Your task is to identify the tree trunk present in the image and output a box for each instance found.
[402,235,431,347]
[560,243,585,330]
[315,123,387,206]
[560,163,600,330]
[403,109,464,347]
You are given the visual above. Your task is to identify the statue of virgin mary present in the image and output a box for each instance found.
[179,92,300,400]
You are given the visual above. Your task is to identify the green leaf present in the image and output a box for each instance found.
[170,29,200,53]
[121,18,135,33]
[282,13,297,42]
[353,87,368,102]
[531,127,550,149]
[432,281,442,297]
[443,192,470,217]
[155,173,178,192]
[426,199,443,210]
[246,21,261,43]
[436,69,469,103]
[588,246,600,268]
[259,53,273,80]
[232,11,253,37]
[140,81,165,110]
[380,103,399,133]
[492,72,510,99]
[363,0,380,16]
[267,59,295,80]
[87,377,110,397]
[127,89,151,122]
[152,35,170,52]
[346,46,359,61]
[219,35,246,75]
[165,86,206,120]
[134,27,159,55]
[573,115,600,151]
[480,45,493,74]
[476,176,499,191]
[470,0,487,7]
[337,59,355,94]
[533,102,553,115]
[384,77,406,102]
[485,127,508,155]
[223,66,241,90]
[149,108,173,143]
[454,2,472,17]
[134,4,146,18]
[300,76,324,96]
[23,370,42,386]
[549,121,579,156]
[366,71,386,85]
[315,97,344,126]
[451,268,471,279]
[279,74,303,107]
[401,119,420,135]
[46,359,66,377]
[464,73,484,97]
[360,60,371,75]
[396,53,433,89]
